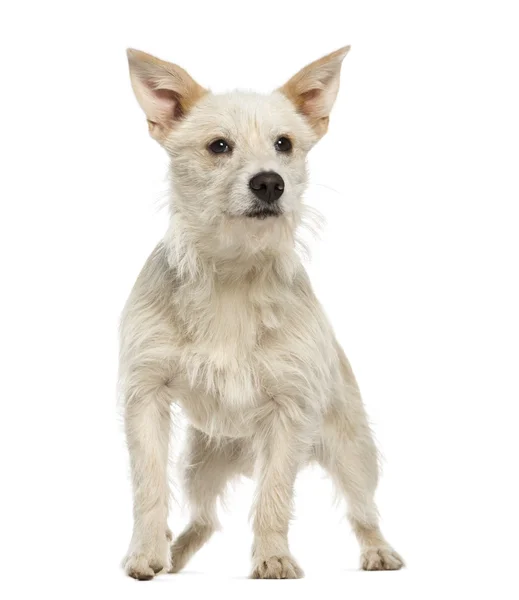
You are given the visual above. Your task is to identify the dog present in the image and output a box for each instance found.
[120,46,403,580]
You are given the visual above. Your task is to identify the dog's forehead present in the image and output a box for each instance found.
[192,91,306,136]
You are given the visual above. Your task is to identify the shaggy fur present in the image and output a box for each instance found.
[120,46,403,580]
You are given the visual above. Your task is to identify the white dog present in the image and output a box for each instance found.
[120,46,403,580]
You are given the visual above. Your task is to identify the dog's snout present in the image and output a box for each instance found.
[249,171,285,203]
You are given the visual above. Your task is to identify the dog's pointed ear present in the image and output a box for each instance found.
[279,46,350,139]
[126,49,208,143]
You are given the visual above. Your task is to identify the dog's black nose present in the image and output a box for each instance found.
[249,171,285,203]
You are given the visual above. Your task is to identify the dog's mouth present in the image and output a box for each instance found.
[244,206,283,220]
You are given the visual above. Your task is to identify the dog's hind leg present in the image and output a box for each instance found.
[316,348,404,571]
[170,427,249,573]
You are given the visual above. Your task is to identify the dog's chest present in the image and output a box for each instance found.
[174,278,333,434]
[179,286,282,395]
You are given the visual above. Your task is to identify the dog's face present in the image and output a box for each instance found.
[127,47,349,248]
[164,91,313,223]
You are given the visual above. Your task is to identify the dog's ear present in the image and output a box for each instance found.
[279,46,350,139]
[126,49,208,143]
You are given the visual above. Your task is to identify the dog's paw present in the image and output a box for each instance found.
[123,529,171,580]
[251,555,304,579]
[123,553,161,580]
[123,546,168,580]
[361,546,404,571]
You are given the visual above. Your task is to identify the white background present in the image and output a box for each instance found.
[1,1,518,598]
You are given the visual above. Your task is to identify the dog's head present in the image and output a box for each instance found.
[127,47,349,255]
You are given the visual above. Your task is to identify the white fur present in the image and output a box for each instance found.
[120,47,403,579]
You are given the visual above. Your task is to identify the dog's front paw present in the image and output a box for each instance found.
[123,528,171,580]
[123,552,163,580]
[361,546,404,571]
[123,540,170,580]
[251,555,304,579]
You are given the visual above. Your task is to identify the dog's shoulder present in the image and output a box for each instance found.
[129,241,178,299]
[120,241,180,331]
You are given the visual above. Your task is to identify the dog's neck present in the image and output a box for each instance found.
[164,209,301,287]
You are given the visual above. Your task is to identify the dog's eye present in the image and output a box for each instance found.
[275,137,292,152]
[208,139,231,154]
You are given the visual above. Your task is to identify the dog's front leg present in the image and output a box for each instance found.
[122,379,171,580]
[250,399,307,579]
